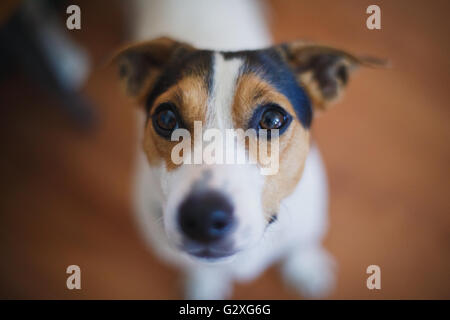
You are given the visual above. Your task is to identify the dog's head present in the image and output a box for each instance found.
[115,37,378,262]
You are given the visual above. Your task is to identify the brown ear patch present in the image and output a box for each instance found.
[112,37,194,103]
[277,41,386,111]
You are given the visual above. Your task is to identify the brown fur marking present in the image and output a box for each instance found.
[232,73,310,218]
[143,75,209,171]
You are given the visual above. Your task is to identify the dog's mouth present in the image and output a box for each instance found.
[187,248,236,260]
[179,243,238,262]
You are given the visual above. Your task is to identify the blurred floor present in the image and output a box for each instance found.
[0,0,449,299]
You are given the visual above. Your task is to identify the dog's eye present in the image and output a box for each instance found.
[260,109,285,130]
[157,109,177,130]
[152,103,181,139]
[249,103,292,137]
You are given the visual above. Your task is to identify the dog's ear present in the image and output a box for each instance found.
[112,37,194,103]
[276,41,385,111]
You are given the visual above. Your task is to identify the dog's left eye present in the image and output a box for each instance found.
[249,103,292,136]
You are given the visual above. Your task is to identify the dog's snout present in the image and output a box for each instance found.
[178,191,235,243]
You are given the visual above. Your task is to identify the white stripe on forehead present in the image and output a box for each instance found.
[206,52,243,129]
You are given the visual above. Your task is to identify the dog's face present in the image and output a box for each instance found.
[116,37,366,262]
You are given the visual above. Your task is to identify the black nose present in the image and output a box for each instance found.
[178,191,235,243]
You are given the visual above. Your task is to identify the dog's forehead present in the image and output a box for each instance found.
[146,48,312,128]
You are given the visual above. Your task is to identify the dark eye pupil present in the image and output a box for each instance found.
[157,110,177,130]
[260,109,284,129]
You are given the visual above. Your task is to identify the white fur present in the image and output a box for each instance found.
[130,0,335,299]
[206,53,243,130]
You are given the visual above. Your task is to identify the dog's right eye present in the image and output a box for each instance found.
[152,103,181,139]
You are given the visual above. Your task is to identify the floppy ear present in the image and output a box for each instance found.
[112,37,194,103]
[277,41,385,111]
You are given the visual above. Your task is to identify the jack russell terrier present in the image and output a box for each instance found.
[114,0,381,299]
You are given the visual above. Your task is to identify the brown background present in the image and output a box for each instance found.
[0,0,449,299]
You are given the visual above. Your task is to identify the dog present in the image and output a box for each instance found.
[114,0,380,299]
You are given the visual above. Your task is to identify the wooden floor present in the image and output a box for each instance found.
[0,0,449,299]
